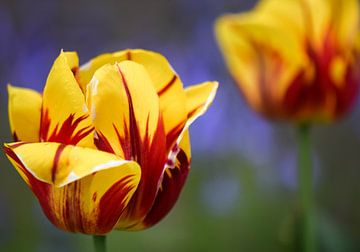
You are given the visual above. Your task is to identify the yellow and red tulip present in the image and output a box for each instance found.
[215,0,360,122]
[4,49,218,234]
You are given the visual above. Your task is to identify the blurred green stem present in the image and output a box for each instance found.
[297,124,315,252]
[93,235,107,252]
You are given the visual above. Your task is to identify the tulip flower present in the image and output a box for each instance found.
[215,0,360,123]
[4,49,218,237]
[216,1,360,251]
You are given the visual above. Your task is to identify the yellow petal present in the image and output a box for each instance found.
[329,0,359,47]
[41,51,94,147]
[4,142,141,234]
[7,85,42,142]
[78,51,129,92]
[79,49,188,136]
[4,142,139,187]
[184,81,218,127]
[86,60,162,158]
[127,50,188,137]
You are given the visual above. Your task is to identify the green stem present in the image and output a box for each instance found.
[297,124,316,252]
[93,235,107,252]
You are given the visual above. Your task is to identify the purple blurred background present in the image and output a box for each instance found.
[0,0,360,251]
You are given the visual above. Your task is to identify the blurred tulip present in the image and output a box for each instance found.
[215,0,360,122]
[4,49,218,234]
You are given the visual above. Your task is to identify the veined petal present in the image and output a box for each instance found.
[137,130,191,230]
[86,61,162,158]
[4,142,141,234]
[8,85,42,142]
[128,50,188,140]
[79,49,188,138]
[87,61,167,227]
[41,51,94,147]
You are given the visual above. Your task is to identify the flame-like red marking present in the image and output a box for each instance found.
[283,29,360,120]
[40,108,93,145]
[97,175,136,234]
[114,65,167,225]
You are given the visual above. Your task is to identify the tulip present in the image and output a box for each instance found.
[215,0,360,123]
[216,1,360,251]
[4,49,218,235]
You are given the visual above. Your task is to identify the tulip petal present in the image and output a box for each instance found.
[184,81,218,127]
[86,61,162,157]
[215,12,307,114]
[139,130,191,229]
[126,50,188,138]
[8,85,42,142]
[41,51,94,147]
[4,142,141,234]
[87,61,168,227]
[132,82,217,229]
[79,49,188,140]
[328,0,359,46]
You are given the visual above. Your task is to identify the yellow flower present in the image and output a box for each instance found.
[4,50,218,234]
[215,0,360,122]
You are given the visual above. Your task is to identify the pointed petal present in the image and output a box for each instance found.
[184,81,218,127]
[4,142,141,234]
[41,51,94,147]
[7,85,42,142]
[87,61,167,226]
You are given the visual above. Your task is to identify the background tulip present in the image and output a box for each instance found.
[215,0,360,123]
[4,50,218,243]
[216,0,360,252]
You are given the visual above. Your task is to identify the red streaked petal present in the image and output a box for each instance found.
[4,142,141,234]
[41,51,94,147]
[136,131,191,230]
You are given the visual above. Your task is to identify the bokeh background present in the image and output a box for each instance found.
[0,0,360,251]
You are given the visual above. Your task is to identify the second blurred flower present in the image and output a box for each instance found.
[215,0,360,123]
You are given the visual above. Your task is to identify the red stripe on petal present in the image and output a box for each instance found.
[111,65,167,226]
[51,144,66,183]
[157,75,177,96]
